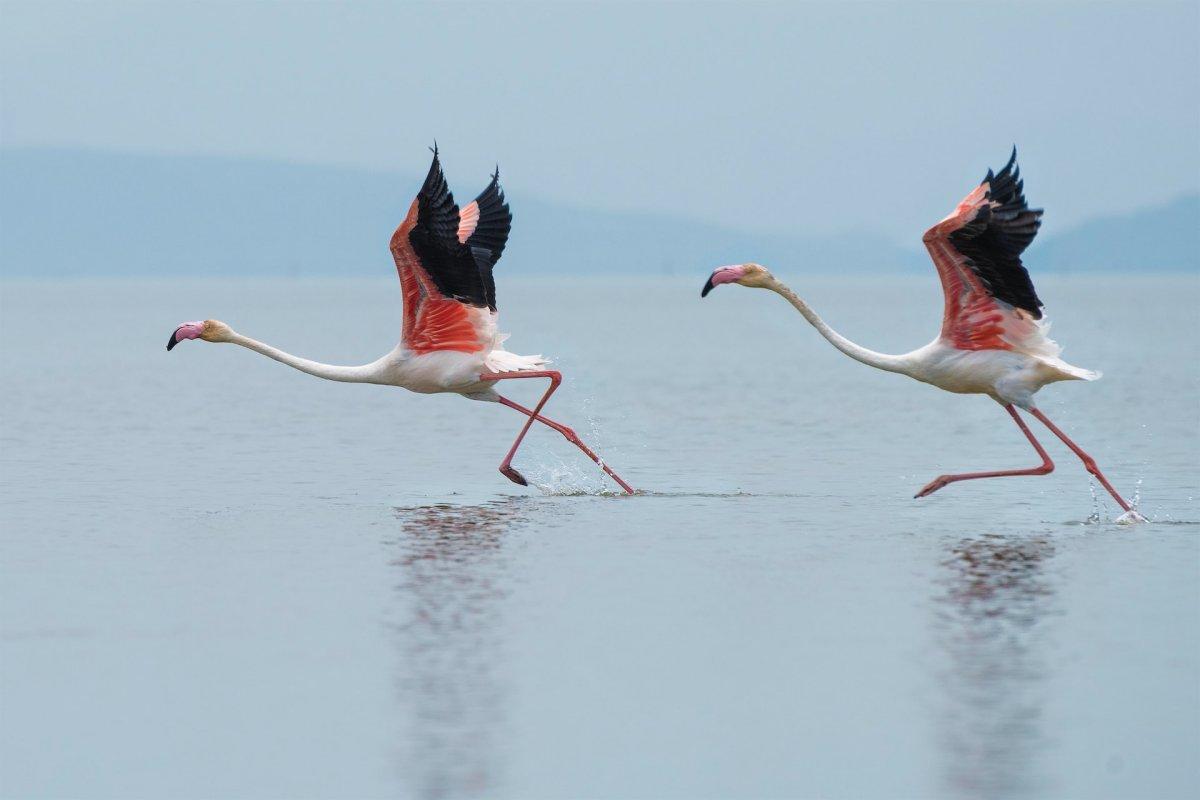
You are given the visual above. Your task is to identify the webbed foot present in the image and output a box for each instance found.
[499,465,528,487]
[915,476,951,499]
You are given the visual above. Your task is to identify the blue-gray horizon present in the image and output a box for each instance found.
[2,1,1197,243]
[2,146,1197,278]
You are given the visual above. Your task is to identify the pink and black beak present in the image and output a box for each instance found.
[166,321,204,351]
[700,265,746,297]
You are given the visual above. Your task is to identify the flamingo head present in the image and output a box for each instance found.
[700,263,773,297]
[166,319,232,351]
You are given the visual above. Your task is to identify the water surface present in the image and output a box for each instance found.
[2,275,1197,798]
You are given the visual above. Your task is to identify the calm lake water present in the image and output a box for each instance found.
[2,275,1197,799]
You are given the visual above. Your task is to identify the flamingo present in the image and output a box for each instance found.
[701,149,1143,521]
[167,148,634,494]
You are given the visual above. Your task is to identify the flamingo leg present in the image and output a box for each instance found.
[915,404,1054,498]
[495,396,635,493]
[480,371,635,494]
[1027,408,1133,512]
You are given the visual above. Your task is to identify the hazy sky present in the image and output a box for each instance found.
[3,1,1197,242]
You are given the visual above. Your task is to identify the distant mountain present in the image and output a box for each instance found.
[1,149,1194,278]
[1035,194,1199,271]
[0,148,920,278]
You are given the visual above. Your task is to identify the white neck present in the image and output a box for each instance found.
[767,278,909,374]
[226,332,381,383]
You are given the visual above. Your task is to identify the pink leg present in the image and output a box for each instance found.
[496,396,635,494]
[915,405,1054,499]
[480,371,635,494]
[1027,408,1133,512]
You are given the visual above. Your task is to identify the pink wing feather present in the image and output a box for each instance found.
[457,201,480,243]
[922,150,1048,355]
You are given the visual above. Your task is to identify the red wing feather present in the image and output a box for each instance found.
[925,230,1016,350]
[923,151,1045,351]
[391,198,488,354]
[387,151,513,354]
[408,297,486,354]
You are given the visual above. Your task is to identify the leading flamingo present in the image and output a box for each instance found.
[701,149,1143,521]
[167,148,634,494]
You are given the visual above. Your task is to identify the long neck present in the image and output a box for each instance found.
[768,279,908,374]
[226,333,380,383]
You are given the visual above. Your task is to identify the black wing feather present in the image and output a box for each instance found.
[465,168,513,311]
[406,149,491,308]
[948,148,1046,318]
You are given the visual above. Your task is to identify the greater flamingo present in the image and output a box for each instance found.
[701,150,1143,521]
[167,148,634,494]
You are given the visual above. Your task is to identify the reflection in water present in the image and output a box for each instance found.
[387,499,531,800]
[934,533,1058,800]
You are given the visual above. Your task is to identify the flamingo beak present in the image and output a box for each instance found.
[167,321,207,351]
[701,266,745,298]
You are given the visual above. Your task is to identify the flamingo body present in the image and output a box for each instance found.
[167,149,634,493]
[898,340,1093,410]
[702,149,1142,520]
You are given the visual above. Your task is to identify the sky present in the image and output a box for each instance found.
[2,1,1197,243]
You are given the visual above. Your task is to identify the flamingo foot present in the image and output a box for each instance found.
[1116,509,1148,525]
[915,476,951,498]
[499,465,528,487]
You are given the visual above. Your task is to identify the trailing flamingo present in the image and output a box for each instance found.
[167,148,634,494]
[701,149,1143,521]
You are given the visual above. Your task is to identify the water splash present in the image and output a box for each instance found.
[578,396,630,479]
[1079,476,1150,525]
[579,396,605,451]
[1085,479,1104,524]
[1112,477,1150,524]
[498,392,630,496]
[527,454,612,496]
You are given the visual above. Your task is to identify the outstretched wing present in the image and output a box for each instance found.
[389,149,495,354]
[456,169,512,311]
[922,149,1046,352]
